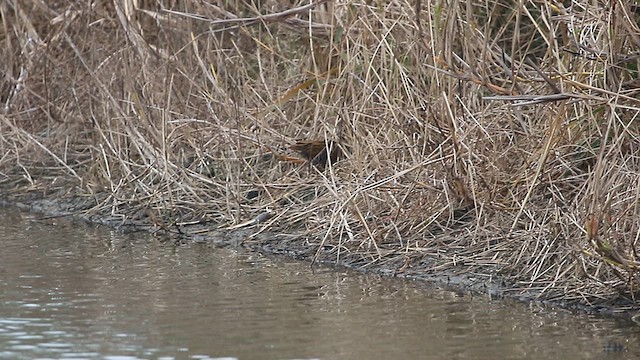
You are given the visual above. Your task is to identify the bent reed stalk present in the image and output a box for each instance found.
[1,0,640,311]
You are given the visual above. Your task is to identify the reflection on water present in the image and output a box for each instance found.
[0,207,637,360]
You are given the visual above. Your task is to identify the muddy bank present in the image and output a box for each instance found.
[1,178,636,320]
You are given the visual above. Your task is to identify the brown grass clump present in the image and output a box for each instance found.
[1,0,640,310]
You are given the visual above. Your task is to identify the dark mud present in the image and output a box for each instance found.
[1,181,637,321]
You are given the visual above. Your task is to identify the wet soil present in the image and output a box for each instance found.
[0,178,636,319]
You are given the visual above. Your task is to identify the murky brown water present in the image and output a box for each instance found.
[0,207,638,360]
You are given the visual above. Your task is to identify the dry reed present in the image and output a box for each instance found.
[1,0,640,311]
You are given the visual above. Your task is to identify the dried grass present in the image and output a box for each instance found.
[1,0,640,309]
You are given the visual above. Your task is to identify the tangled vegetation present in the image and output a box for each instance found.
[1,0,640,311]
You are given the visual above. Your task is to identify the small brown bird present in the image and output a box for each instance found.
[290,140,344,166]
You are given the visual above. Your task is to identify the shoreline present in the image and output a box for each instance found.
[2,178,636,320]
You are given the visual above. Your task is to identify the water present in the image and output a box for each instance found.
[0,207,637,359]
